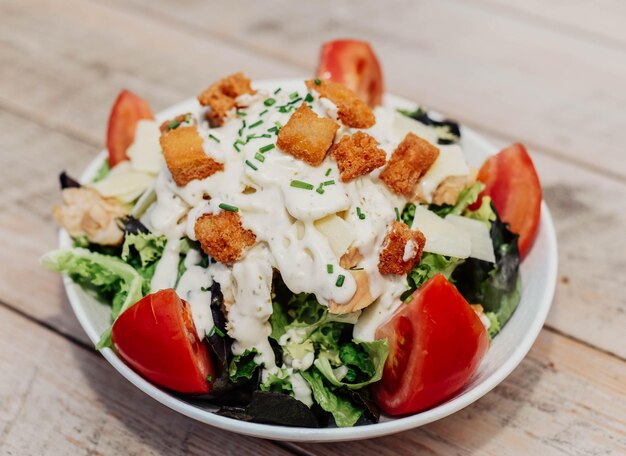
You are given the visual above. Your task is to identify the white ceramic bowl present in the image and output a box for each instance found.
[60,79,558,442]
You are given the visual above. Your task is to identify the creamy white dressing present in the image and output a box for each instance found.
[403,240,417,262]
[175,249,214,338]
[143,80,476,399]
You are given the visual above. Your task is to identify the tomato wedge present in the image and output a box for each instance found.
[374,274,489,415]
[111,289,213,394]
[316,39,384,107]
[106,89,154,167]
[473,143,542,258]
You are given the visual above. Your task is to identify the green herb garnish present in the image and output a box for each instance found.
[208,133,220,143]
[245,160,258,171]
[219,203,239,213]
[264,98,276,106]
[336,275,345,287]
[259,144,275,153]
[290,180,314,190]
[327,264,334,274]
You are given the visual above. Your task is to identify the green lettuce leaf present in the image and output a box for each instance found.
[260,368,293,394]
[229,349,260,382]
[41,248,144,348]
[466,195,497,226]
[429,181,484,218]
[121,232,166,268]
[402,252,463,301]
[452,204,521,335]
[301,368,362,427]
[92,160,111,183]
[314,339,388,390]
[485,312,501,339]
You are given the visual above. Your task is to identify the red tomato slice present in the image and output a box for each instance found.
[112,289,213,394]
[374,274,489,415]
[316,39,384,107]
[473,143,542,258]
[106,89,154,167]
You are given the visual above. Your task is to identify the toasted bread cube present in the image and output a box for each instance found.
[159,113,194,133]
[330,131,386,182]
[198,72,254,126]
[276,104,339,166]
[194,210,256,265]
[305,79,375,128]
[380,133,439,196]
[378,221,426,275]
[160,126,224,186]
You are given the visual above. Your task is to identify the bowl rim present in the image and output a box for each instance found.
[61,79,558,442]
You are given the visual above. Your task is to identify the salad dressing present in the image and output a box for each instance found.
[144,81,478,390]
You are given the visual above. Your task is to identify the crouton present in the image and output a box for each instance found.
[276,104,339,166]
[305,79,375,128]
[378,221,426,275]
[330,131,386,182]
[198,72,254,126]
[194,210,256,265]
[380,133,439,196]
[159,113,194,133]
[160,126,224,186]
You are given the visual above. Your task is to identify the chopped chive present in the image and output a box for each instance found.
[335,274,345,287]
[327,264,334,274]
[249,120,263,129]
[356,207,366,220]
[274,87,282,95]
[289,91,299,99]
[395,207,401,221]
[214,326,225,337]
[304,93,314,103]
[206,375,213,383]
[235,139,246,146]
[167,119,180,130]
[275,121,282,128]
[323,180,335,186]
[264,98,276,106]
[316,185,325,195]
[233,141,241,152]
[184,113,192,122]
[236,110,247,117]
[314,78,321,86]
[219,203,239,212]
[259,143,275,153]
[278,105,293,113]
[350,267,364,271]
[255,152,266,163]
[287,97,303,105]
[259,109,269,116]
[325,168,332,177]
[267,126,279,134]
[245,160,258,171]
[290,179,314,190]
[208,133,220,143]
[238,120,246,137]
[404,295,414,303]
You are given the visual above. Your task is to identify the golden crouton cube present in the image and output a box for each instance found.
[276,104,339,166]
[194,210,256,265]
[378,221,426,275]
[330,131,386,182]
[160,126,224,186]
[198,72,254,126]
[305,79,375,129]
[379,133,439,196]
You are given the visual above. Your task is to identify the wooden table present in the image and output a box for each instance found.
[1,0,625,454]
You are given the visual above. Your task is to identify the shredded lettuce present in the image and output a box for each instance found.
[402,252,463,301]
[301,368,362,427]
[41,248,144,348]
[229,349,260,382]
[260,368,293,394]
[92,160,111,183]
[314,339,388,390]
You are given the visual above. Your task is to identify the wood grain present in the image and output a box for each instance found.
[115,0,626,180]
[0,306,292,456]
[1,0,625,453]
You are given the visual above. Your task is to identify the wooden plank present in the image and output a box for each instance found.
[471,0,626,48]
[0,306,293,455]
[294,329,626,455]
[114,0,626,180]
[0,0,301,144]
